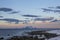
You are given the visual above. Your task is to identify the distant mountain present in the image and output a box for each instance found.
[20,26,33,30]
[24,26,33,29]
[20,26,60,31]
[19,26,41,30]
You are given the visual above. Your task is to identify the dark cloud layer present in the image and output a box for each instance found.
[0,18,30,24]
[42,8,60,13]
[56,6,60,9]
[54,10,60,13]
[0,7,19,14]
[0,8,12,12]
[22,15,39,17]
[41,6,60,13]
[48,6,60,9]
[41,8,53,12]
[9,11,19,14]
[34,17,54,21]
[51,19,60,22]
[0,16,3,18]
[0,18,20,24]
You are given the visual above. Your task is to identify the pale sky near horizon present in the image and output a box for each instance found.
[0,0,60,28]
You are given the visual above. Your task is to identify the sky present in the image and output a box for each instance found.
[0,0,60,28]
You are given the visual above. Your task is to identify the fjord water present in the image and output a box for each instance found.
[0,29,21,37]
[0,29,31,37]
[0,28,35,38]
[0,27,60,39]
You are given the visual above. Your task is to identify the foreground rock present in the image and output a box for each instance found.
[0,37,4,40]
[7,31,59,40]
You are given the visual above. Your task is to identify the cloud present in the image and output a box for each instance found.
[42,8,60,13]
[53,10,60,13]
[56,6,60,9]
[41,6,60,13]
[0,7,20,14]
[34,17,54,21]
[0,16,3,18]
[41,8,53,12]
[0,8,12,12]
[48,6,60,9]
[9,11,19,14]
[0,18,20,24]
[0,18,31,24]
[22,14,40,17]
[48,7,54,9]
[51,19,60,22]
[23,20,30,24]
